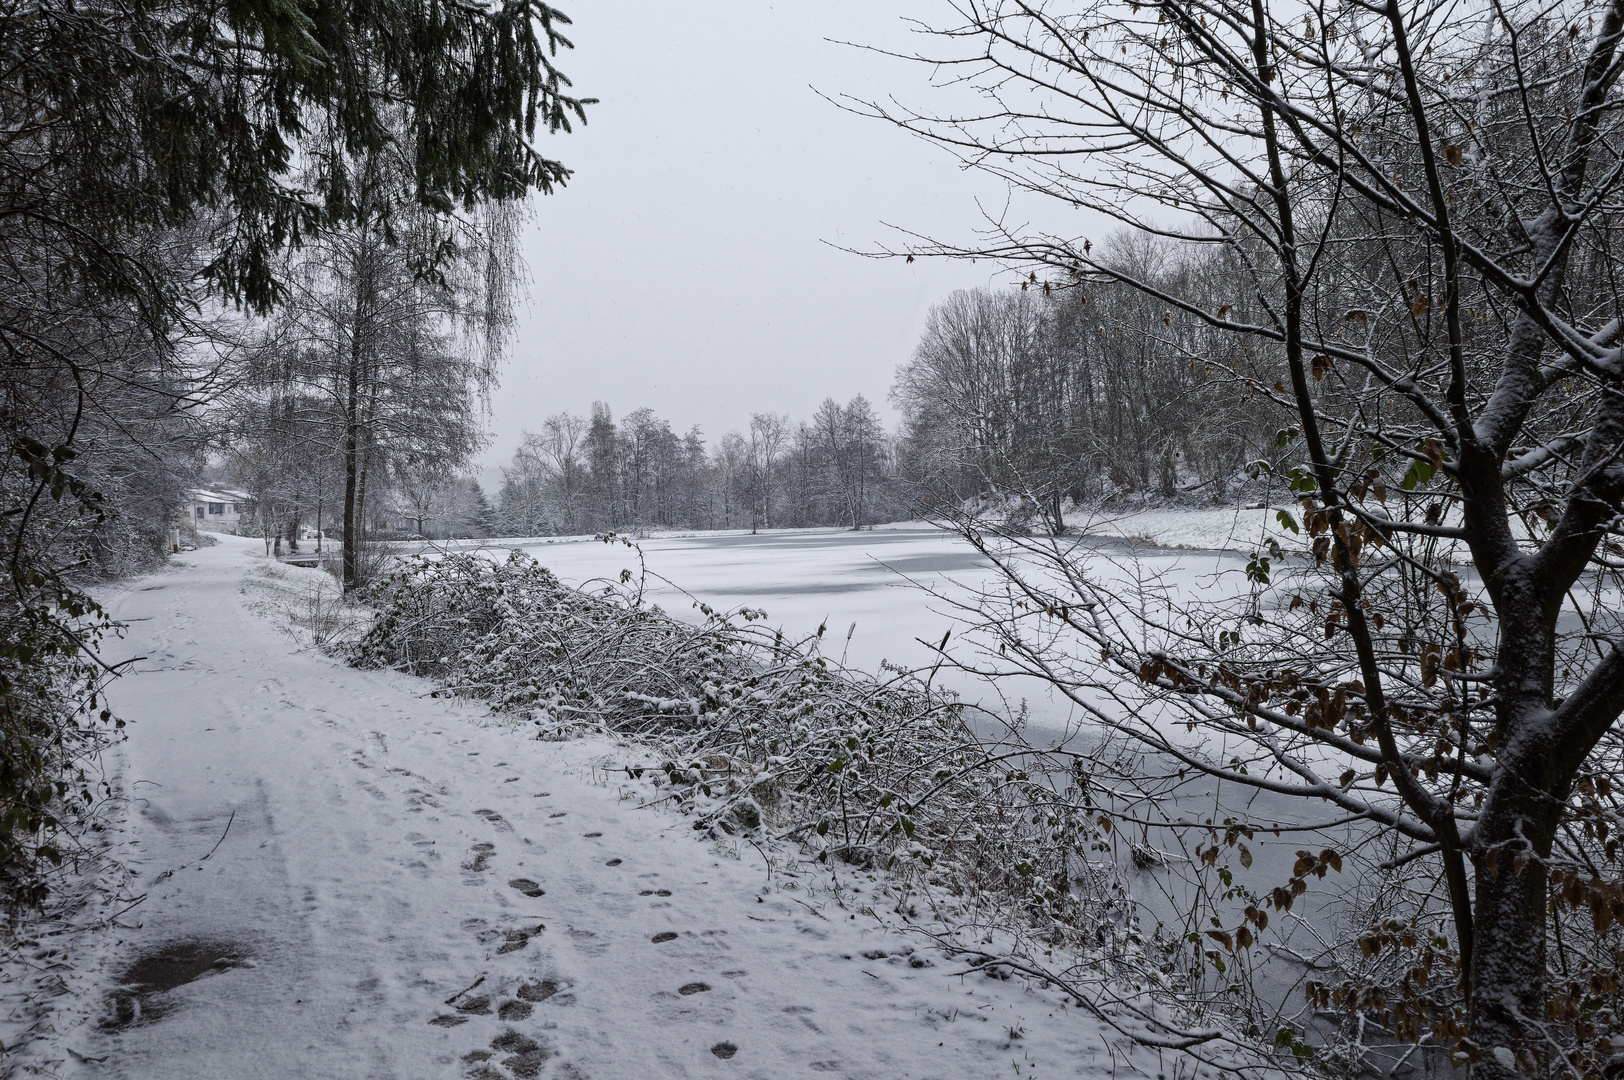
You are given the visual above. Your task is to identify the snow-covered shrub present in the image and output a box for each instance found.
[0,587,121,910]
[351,547,1127,942]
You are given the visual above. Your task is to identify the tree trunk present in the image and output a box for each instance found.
[340,253,368,591]
[1469,784,1559,1078]
[357,454,371,556]
[341,418,361,590]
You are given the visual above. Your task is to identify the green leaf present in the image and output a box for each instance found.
[1401,457,1436,490]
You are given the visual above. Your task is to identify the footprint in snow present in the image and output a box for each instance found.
[651,932,678,944]
[498,999,532,1020]
[490,1030,550,1078]
[564,927,607,957]
[497,926,542,954]
[404,788,441,811]
[582,831,602,837]
[508,877,545,897]
[462,842,495,874]
[517,980,560,1002]
[711,1042,738,1059]
[783,1005,822,1033]
[638,889,673,897]
[678,982,711,996]
[474,808,513,832]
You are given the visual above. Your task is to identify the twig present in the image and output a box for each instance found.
[745,837,773,880]
[199,809,236,862]
[444,973,485,1005]
[152,808,236,882]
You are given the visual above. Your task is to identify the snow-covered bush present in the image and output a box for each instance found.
[0,587,121,910]
[350,546,1127,943]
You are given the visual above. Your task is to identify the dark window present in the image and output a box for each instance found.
[209,503,224,515]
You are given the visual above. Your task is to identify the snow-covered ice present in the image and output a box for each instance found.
[2,535,1138,1079]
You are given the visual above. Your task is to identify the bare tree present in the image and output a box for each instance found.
[501,412,588,535]
[812,396,886,529]
[747,411,789,531]
[715,430,750,530]
[537,413,590,532]
[861,0,1624,1073]
[238,131,517,588]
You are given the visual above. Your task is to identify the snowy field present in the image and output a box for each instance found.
[0,535,1190,1080]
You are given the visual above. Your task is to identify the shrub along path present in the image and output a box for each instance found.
[2,534,1122,1079]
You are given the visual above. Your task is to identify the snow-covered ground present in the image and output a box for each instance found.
[1072,505,1294,552]
[2,535,1151,1079]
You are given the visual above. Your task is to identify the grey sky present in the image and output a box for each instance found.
[484,2,1039,484]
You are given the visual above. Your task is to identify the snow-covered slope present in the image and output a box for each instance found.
[3,536,1131,1079]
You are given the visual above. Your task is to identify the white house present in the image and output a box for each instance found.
[188,488,250,531]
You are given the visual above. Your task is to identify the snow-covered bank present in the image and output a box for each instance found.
[1075,505,1293,553]
[2,536,1141,1079]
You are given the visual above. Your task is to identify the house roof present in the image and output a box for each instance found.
[189,488,250,504]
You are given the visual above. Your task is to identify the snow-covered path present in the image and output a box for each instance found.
[9,537,1123,1079]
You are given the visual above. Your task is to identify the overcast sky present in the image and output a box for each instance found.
[483,2,1053,484]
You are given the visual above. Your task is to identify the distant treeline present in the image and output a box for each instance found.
[495,396,898,535]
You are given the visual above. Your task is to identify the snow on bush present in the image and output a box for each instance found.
[349,545,1130,946]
